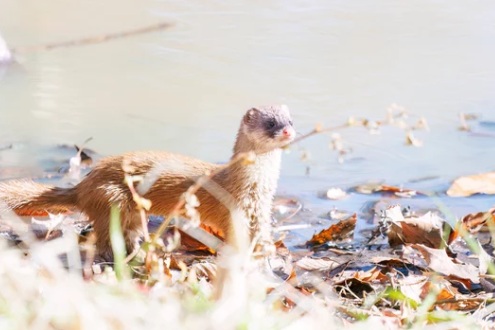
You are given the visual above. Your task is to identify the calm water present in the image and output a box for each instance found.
[1,1,495,230]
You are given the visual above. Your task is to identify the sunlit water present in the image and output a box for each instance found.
[1,1,494,239]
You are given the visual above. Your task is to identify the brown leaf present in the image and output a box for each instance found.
[274,239,290,258]
[296,256,340,271]
[379,185,418,197]
[448,208,495,244]
[387,211,446,248]
[334,267,389,299]
[460,208,495,233]
[418,281,484,311]
[397,274,429,303]
[335,278,373,298]
[353,266,389,283]
[436,299,484,312]
[420,281,456,301]
[447,172,495,197]
[177,223,224,254]
[354,183,418,197]
[412,244,480,284]
[306,214,356,247]
[370,256,409,267]
[335,266,390,286]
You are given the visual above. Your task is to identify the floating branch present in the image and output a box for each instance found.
[12,22,173,54]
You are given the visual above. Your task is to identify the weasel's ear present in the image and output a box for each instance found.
[243,108,258,124]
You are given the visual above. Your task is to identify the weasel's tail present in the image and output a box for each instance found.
[0,180,77,216]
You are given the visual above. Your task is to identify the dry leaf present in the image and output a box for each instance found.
[352,266,389,283]
[412,244,480,284]
[436,299,484,312]
[387,211,446,248]
[397,274,429,303]
[296,256,340,271]
[334,266,389,295]
[354,183,418,197]
[447,172,495,197]
[420,280,457,301]
[177,223,223,254]
[306,214,357,247]
[460,208,495,233]
[379,185,418,197]
[448,209,495,244]
[418,281,484,311]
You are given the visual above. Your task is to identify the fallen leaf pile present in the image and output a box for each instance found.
[278,201,495,326]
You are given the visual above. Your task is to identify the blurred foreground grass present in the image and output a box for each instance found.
[0,222,341,329]
[0,234,486,330]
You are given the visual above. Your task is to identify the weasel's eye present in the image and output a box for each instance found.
[289,120,293,126]
[267,120,276,129]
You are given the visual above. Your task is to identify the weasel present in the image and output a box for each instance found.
[0,105,295,260]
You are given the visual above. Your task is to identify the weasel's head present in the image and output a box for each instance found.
[239,104,295,154]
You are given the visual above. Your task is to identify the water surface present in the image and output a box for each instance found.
[1,1,494,234]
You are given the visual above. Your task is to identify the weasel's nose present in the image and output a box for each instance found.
[282,127,294,138]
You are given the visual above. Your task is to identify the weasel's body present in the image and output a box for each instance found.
[0,105,295,259]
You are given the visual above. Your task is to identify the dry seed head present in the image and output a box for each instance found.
[139,198,152,211]
[165,229,181,253]
[300,150,311,162]
[415,117,429,131]
[405,131,423,147]
[184,192,201,227]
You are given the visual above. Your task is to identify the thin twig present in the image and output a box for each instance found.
[124,175,151,242]
[289,121,364,145]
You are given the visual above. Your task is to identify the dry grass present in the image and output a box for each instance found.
[0,216,341,329]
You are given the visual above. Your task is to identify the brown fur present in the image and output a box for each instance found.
[0,105,295,260]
